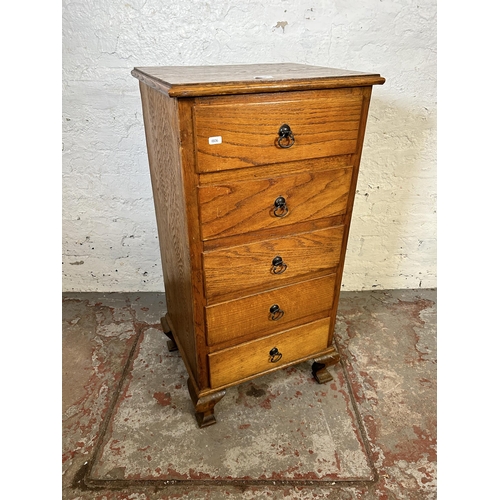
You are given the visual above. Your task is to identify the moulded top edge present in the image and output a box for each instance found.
[131,63,385,98]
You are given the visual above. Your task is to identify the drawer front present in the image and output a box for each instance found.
[209,318,331,388]
[203,226,344,302]
[194,89,363,173]
[198,167,353,240]
[206,274,336,346]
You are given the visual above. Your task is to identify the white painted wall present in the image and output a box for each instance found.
[62,0,436,292]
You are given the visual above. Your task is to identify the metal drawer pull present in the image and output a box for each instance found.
[271,256,287,275]
[273,196,289,218]
[269,304,284,321]
[269,347,283,363]
[277,123,295,149]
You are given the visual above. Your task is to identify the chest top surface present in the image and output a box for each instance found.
[131,63,385,97]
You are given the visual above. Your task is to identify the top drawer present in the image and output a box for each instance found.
[193,88,364,173]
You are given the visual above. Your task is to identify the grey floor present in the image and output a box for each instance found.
[62,288,437,499]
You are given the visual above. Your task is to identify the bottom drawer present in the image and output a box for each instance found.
[208,317,330,388]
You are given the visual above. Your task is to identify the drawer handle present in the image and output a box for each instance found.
[271,256,287,275]
[277,124,295,149]
[273,196,289,218]
[269,304,285,321]
[269,347,283,363]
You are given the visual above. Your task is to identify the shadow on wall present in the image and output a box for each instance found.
[344,94,436,290]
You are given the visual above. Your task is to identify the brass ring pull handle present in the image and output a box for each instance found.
[277,124,295,149]
[271,256,287,275]
[273,196,289,218]
[269,347,283,363]
[269,304,284,321]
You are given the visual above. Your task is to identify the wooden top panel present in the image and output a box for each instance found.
[131,63,385,97]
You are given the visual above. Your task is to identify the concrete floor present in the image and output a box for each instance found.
[62,288,436,499]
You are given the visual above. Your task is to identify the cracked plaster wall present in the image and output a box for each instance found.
[62,0,436,292]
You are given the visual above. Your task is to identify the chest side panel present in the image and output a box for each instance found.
[139,82,198,378]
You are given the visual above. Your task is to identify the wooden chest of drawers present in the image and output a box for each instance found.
[131,64,384,427]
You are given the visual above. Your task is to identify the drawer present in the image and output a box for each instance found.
[194,89,364,173]
[208,317,331,388]
[198,167,353,240]
[202,225,344,301]
[206,274,336,346]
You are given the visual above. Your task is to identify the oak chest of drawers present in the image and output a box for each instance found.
[131,63,384,427]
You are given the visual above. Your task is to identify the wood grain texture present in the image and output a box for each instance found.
[131,63,385,97]
[202,217,345,253]
[197,155,352,185]
[176,98,213,389]
[202,226,344,302]
[205,274,336,346]
[194,89,363,172]
[208,318,331,387]
[198,167,353,240]
[139,82,198,378]
[134,64,385,421]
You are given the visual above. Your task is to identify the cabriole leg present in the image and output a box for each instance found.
[312,349,341,384]
[187,378,226,428]
[160,315,178,352]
